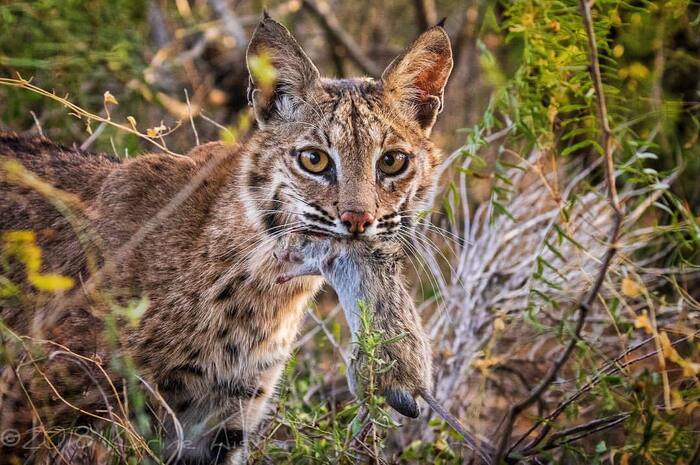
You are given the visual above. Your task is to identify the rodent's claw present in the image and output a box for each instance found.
[273,248,304,263]
[384,388,420,418]
[275,264,321,284]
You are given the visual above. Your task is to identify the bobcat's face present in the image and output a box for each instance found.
[242,17,452,243]
[245,79,440,241]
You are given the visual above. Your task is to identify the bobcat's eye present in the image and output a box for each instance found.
[298,149,330,174]
[378,151,408,176]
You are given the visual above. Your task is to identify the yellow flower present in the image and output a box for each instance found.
[621,276,643,297]
[103,90,119,105]
[634,313,653,335]
[629,62,650,80]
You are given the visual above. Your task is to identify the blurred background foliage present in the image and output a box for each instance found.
[1,0,699,209]
[1,0,700,464]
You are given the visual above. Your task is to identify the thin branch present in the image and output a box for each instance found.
[450,1,478,79]
[29,111,44,138]
[581,0,621,215]
[302,0,381,77]
[147,0,170,49]
[80,121,107,151]
[0,76,181,156]
[184,88,200,146]
[511,335,656,453]
[533,412,630,454]
[492,303,592,463]
[307,309,349,366]
[494,365,546,417]
[491,1,623,462]
[420,389,494,464]
[516,331,700,453]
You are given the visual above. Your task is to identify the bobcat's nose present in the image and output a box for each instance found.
[340,210,375,234]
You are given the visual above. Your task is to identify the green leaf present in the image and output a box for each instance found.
[595,440,607,454]
[561,139,593,156]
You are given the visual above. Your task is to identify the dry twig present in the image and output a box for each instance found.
[0,77,181,156]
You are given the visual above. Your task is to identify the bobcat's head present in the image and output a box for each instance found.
[241,16,452,244]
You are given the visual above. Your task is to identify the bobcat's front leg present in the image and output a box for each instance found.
[181,362,285,465]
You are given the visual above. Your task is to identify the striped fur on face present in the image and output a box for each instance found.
[243,17,452,243]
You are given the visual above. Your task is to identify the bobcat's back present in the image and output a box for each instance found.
[0,133,119,330]
[0,132,119,199]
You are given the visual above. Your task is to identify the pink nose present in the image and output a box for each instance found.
[340,210,375,234]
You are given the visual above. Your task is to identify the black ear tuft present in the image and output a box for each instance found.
[436,17,447,28]
[262,10,271,20]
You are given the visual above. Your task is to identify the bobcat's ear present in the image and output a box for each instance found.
[381,26,453,135]
[246,15,321,125]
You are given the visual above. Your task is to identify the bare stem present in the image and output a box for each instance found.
[420,389,493,464]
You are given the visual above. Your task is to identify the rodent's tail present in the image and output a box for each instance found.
[419,388,494,465]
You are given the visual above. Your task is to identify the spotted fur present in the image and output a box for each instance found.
[0,16,451,465]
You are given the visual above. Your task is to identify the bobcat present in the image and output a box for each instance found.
[0,14,452,465]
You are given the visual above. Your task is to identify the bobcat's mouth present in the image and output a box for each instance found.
[298,226,340,239]
[298,226,391,244]
[301,229,335,238]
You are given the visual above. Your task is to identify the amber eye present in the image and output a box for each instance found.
[298,149,330,174]
[378,151,408,176]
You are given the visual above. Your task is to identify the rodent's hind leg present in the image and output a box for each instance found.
[275,264,321,283]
